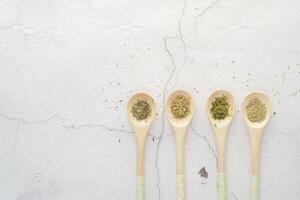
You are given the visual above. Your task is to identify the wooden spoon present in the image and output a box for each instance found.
[127,92,156,200]
[166,90,195,200]
[206,89,235,200]
[242,91,271,200]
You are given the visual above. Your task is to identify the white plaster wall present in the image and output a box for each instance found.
[0,0,300,199]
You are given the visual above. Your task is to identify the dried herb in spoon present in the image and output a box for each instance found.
[246,98,267,122]
[131,100,152,120]
[171,95,190,119]
[210,95,230,120]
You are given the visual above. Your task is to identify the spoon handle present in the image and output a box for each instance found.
[214,128,228,200]
[217,161,227,200]
[217,159,227,200]
[176,147,185,200]
[250,146,261,200]
[135,130,147,200]
[249,128,263,200]
[136,142,145,200]
[250,160,260,200]
[174,128,187,200]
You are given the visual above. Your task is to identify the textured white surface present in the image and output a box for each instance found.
[0,0,300,199]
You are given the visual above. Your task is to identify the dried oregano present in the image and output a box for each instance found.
[246,98,266,122]
[171,95,190,119]
[210,95,229,120]
[131,100,151,120]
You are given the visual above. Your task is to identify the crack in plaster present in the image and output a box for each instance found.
[10,122,21,155]
[194,0,220,37]
[0,113,68,125]
[1,2,237,199]
[170,0,188,90]
[229,192,239,200]
[178,0,188,58]
[0,3,59,46]
[190,125,240,200]
[190,126,217,163]
[154,36,178,200]
[0,112,137,135]
[0,112,163,140]
[62,123,133,135]
[0,113,239,199]
[0,123,21,168]
[154,0,192,197]
[0,112,134,135]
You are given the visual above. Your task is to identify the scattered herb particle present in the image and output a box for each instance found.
[198,167,208,178]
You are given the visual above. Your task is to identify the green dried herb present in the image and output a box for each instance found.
[198,167,208,178]
[131,100,151,121]
[171,95,190,119]
[210,95,229,120]
[246,98,266,122]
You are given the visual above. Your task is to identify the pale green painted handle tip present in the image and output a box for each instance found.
[218,173,227,200]
[251,176,259,200]
[136,176,144,200]
[176,175,184,200]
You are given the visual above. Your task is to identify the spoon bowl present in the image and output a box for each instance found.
[166,90,195,128]
[127,92,156,127]
[207,89,235,128]
[242,91,272,129]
